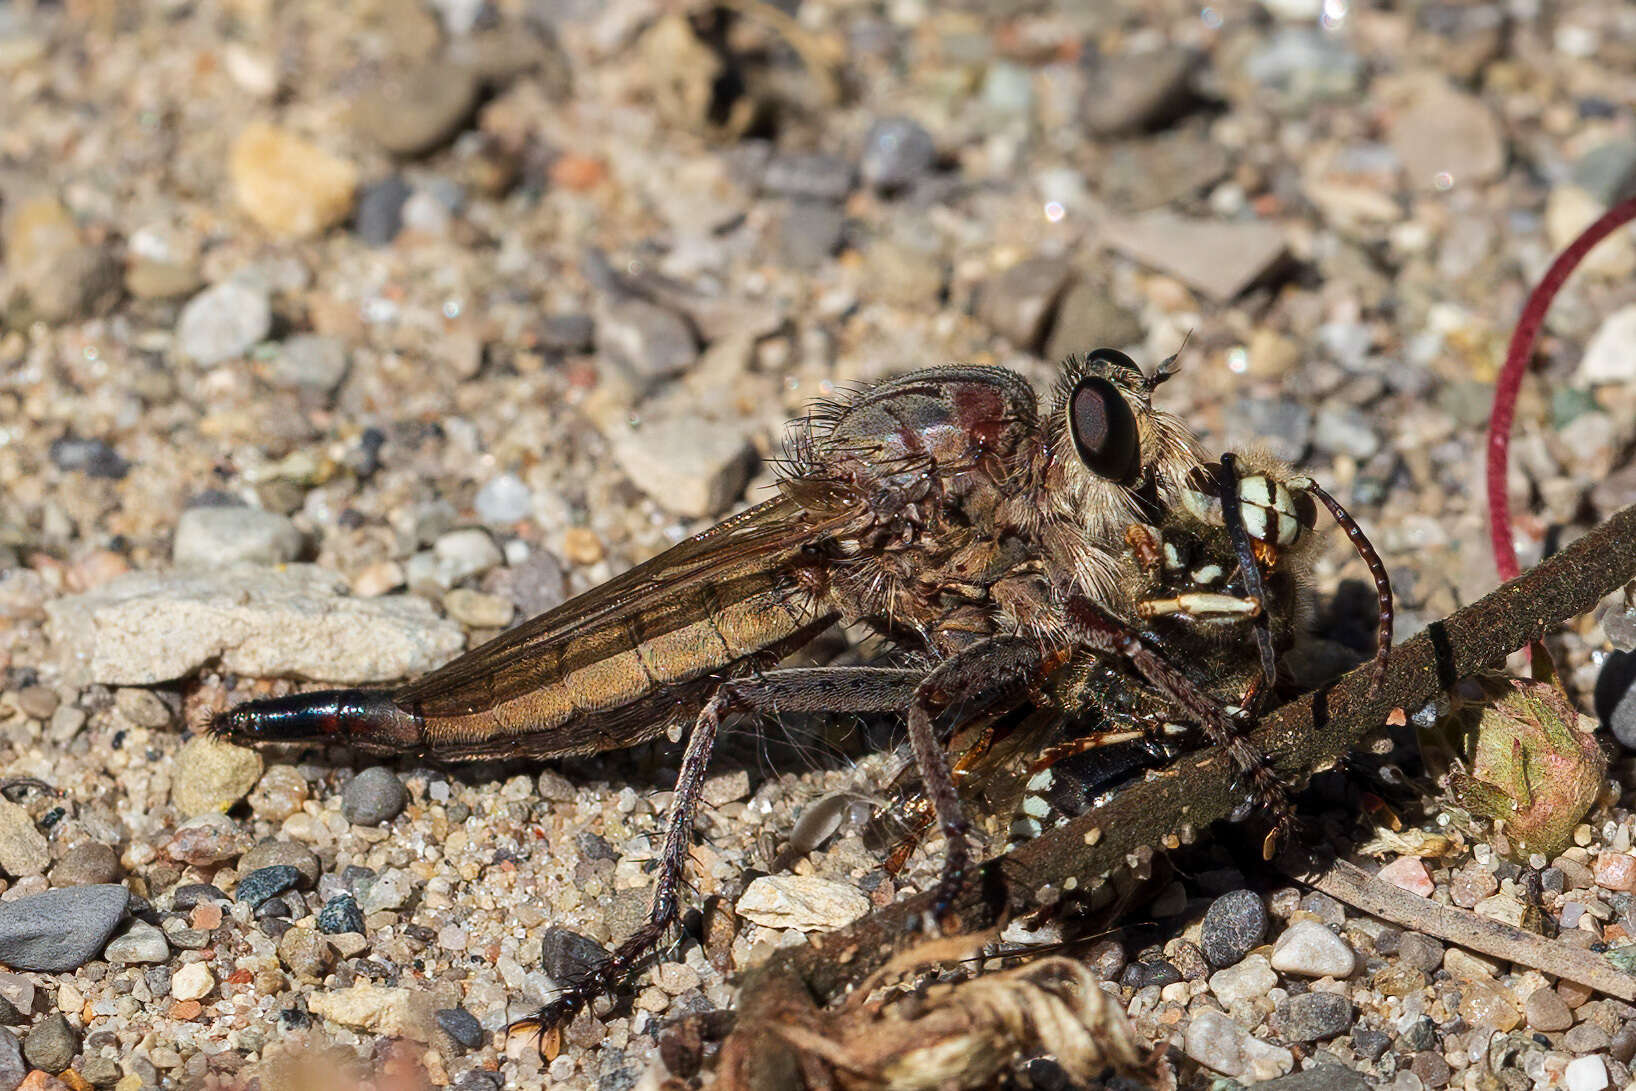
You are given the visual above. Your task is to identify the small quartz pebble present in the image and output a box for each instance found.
[0,803,48,878]
[240,841,321,887]
[1565,1054,1609,1091]
[176,280,272,366]
[114,687,171,728]
[169,962,214,1002]
[443,588,515,629]
[278,927,336,982]
[735,876,870,931]
[173,506,303,568]
[1201,889,1268,968]
[1209,954,1276,1006]
[1270,920,1356,978]
[172,735,265,817]
[342,767,408,826]
[103,920,170,965]
[248,766,309,822]
[1593,853,1636,892]
[1183,1009,1293,1080]
[1377,857,1435,897]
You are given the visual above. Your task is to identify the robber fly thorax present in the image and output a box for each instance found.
[212,348,1390,1035]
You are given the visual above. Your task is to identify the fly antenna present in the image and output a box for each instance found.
[1150,329,1192,391]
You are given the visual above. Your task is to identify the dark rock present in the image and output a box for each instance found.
[539,926,610,983]
[0,884,128,972]
[1351,1026,1391,1062]
[1410,1050,1451,1088]
[1201,889,1268,968]
[0,1027,22,1091]
[1081,47,1196,136]
[240,840,321,887]
[317,893,366,935]
[859,117,936,192]
[234,865,303,909]
[1401,1014,1438,1051]
[22,1013,76,1073]
[355,176,412,246]
[436,1006,486,1051]
[1119,959,1180,989]
[170,883,228,910]
[539,313,595,354]
[1277,991,1352,1042]
[596,298,698,392]
[48,437,129,480]
[1255,1065,1370,1091]
[341,767,408,826]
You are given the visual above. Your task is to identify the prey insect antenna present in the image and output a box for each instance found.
[1297,477,1393,691]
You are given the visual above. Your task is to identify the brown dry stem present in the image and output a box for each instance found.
[722,501,1636,1085]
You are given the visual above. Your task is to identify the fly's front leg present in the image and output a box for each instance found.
[905,638,1047,927]
[1063,597,1294,857]
[524,666,927,1035]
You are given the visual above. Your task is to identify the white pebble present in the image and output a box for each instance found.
[1565,1054,1608,1091]
[1270,919,1356,978]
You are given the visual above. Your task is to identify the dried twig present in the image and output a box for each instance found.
[1292,857,1636,1003]
[725,501,1636,1077]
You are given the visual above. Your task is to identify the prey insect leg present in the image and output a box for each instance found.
[1063,597,1293,857]
[525,666,927,1034]
[906,638,1047,925]
[1218,453,1280,687]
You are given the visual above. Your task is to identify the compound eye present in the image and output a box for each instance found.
[1068,375,1141,484]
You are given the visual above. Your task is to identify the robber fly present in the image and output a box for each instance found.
[213,349,1389,1031]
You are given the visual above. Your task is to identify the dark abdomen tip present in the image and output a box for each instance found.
[212,689,422,753]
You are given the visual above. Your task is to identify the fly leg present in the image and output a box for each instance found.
[524,666,927,1035]
[905,638,1048,927]
[1063,597,1294,857]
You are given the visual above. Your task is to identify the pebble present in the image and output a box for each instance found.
[317,893,366,935]
[354,62,478,156]
[172,506,302,568]
[356,868,413,914]
[539,313,596,354]
[353,175,413,246]
[777,201,846,270]
[436,1007,486,1052]
[22,1014,76,1074]
[1228,397,1312,464]
[1593,852,1636,892]
[247,766,309,823]
[235,865,303,909]
[165,815,251,867]
[1397,933,1443,973]
[1241,28,1363,106]
[427,528,505,588]
[269,334,350,394]
[1044,279,1143,360]
[762,152,854,202]
[1101,130,1231,213]
[861,238,945,307]
[277,927,336,983]
[473,473,532,526]
[1201,889,1268,968]
[169,962,214,1003]
[308,983,412,1035]
[1103,213,1287,302]
[1081,47,1193,136]
[1565,1054,1609,1091]
[1120,959,1180,989]
[859,117,937,192]
[48,842,121,888]
[230,122,356,237]
[240,841,320,887]
[539,927,610,983]
[0,1029,21,1091]
[342,767,408,826]
[1183,1009,1292,1080]
[114,687,171,728]
[1277,991,1352,1042]
[13,686,57,721]
[443,588,515,629]
[1377,857,1435,897]
[596,298,699,391]
[974,257,1074,352]
[125,258,202,301]
[0,885,128,972]
[44,566,464,686]
[171,735,264,817]
[1351,1027,1391,1062]
[1209,953,1276,1006]
[103,921,169,965]
[605,413,754,520]
[1547,187,1636,279]
[1270,920,1356,978]
[1386,79,1507,191]
[175,280,272,366]
[735,876,871,931]
[46,437,128,479]
[0,196,122,323]
[1579,305,1636,385]
[1312,406,1381,461]
[1565,1022,1612,1053]
[0,804,47,878]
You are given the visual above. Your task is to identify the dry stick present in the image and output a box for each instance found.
[1298,858,1636,1003]
[722,502,1636,1084]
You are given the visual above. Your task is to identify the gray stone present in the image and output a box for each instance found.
[240,840,321,887]
[539,926,609,984]
[1102,213,1288,302]
[1270,920,1356,978]
[604,411,754,520]
[1201,889,1268,968]
[0,884,128,972]
[762,152,854,202]
[21,1016,73,1076]
[1081,47,1194,136]
[269,334,350,394]
[1255,1065,1369,1091]
[1574,141,1636,206]
[173,506,303,568]
[474,473,532,525]
[1101,129,1232,212]
[114,687,172,728]
[354,62,479,157]
[975,257,1074,353]
[176,280,272,366]
[1386,78,1507,191]
[44,566,464,687]
[103,920,170,965]
[49,841,122,887]
[777,201,846,270]
[1227,397,1312,464]
[354,176,412,245]
[1045,278,1143,360]
[235,865,303,909]
[0,1028,22,1091]
[47,437,128,479]
[1276,991,1351,1042]
[437,1006,485,1051]
[860,117,937,192]
[342,767,408,826]
[1312,406,1382,461]
[317,893,365,935]
[596,298,698,391]
[1242,28,1363,108]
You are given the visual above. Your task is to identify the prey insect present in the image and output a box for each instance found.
[213,348,1391,1032]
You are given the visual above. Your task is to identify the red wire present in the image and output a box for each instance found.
[1487,194,1636,582]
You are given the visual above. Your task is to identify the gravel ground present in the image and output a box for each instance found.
[3,0,1636,1088]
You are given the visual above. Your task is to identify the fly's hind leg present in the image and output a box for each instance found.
[522,666,927,1037]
